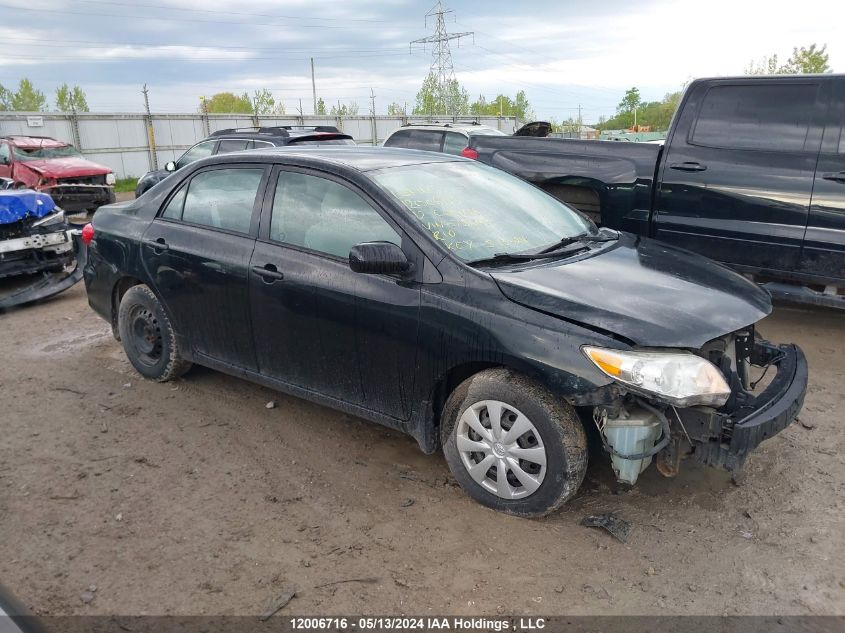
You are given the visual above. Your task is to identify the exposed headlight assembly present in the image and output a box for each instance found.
[105,173,116,185]
[583,346,731,408]
[32,210,66,228]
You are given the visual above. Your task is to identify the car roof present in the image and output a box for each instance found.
[389,122,503,134]
[203,126,352,144]
[214,146,465,172]
[2,135,68,148]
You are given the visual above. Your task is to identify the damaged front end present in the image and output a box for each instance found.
[0,189,84,309]
[586,328,808,484]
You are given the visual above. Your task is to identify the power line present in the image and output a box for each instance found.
[410,0,473,115]
[71,0,389,22]
[0,2,379,28]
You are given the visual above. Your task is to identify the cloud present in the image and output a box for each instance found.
[0,0,841,121]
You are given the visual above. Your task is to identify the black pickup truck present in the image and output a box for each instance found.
[465,75,845,308]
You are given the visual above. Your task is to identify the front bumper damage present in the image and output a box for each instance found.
[0,230,85,309]
[594,339,808,484]
[40,184,115,214]
[678,340,808,472]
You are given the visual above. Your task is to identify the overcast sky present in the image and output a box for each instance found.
[0,0,841,122]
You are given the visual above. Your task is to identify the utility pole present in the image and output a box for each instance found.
[370,88,377,146]
[410,0,473,116]
[578,103,582,138]
[310,57,317,115]
[142,84,157,170]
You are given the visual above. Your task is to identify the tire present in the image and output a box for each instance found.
[117,284,191,382]
[441,368,588,517]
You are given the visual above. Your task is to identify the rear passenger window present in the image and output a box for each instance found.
[384,130,412,148]
[177,168,263,233]
[691,83,819,152]
[216,139,250,154]
[270,171,401,258]
[407,130,444,152]
[443,132,468,155]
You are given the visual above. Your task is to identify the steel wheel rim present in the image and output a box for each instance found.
[456,400,547,500]
[129,306,163,366]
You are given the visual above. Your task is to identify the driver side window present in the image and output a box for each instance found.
[0,142,10,164]
[269,170,401,258]
[176,141,215,169]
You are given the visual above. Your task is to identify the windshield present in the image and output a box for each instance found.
[372,161,592,262]
[12,144,81,161]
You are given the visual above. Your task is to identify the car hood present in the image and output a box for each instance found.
[491,234,771,348]
[18,156,111,178]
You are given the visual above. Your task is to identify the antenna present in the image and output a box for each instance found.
[410,0,473,115]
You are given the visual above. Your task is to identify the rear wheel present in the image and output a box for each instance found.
[441,368,588,517]
[117,284,191,382]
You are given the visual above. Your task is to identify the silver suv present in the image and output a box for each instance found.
[382,122,507,155]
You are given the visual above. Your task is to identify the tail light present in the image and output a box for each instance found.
[460,147,479,160]
[81,223,95,245]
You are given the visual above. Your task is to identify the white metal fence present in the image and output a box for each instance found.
[0,112,521,179]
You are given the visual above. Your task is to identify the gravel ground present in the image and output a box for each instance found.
[0,281,842,617]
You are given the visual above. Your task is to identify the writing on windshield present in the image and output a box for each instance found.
[373,162,591,261]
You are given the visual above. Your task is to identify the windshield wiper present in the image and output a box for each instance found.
[467,242,590,268]
[537,228,619,254]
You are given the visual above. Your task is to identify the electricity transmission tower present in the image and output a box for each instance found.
[410,0,473,115]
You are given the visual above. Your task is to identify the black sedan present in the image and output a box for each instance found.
[82,147,807,517]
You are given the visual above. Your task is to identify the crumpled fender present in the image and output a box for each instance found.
[0,231,84,310]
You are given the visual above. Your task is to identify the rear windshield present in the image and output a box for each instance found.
[12,145,81,161]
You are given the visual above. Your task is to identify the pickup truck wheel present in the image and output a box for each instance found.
[117,284,191,382]
[441,368,588,517]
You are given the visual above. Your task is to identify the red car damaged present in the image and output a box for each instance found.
[0,135,116,213]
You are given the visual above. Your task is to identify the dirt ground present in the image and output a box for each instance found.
[0,280,843,617]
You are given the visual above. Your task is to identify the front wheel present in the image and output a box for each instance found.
[441,368,588,517]
[117,284,191,382]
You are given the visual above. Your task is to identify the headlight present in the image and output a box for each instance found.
[583,346,731,408]
[105,173,116,185]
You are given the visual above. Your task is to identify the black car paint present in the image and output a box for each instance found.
[467,75,845,302]
[84,147,775,454]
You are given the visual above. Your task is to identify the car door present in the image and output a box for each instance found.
[249,166,421,419]
[141,164,269,369]
[654,79,826,272]
[799,77,845,283]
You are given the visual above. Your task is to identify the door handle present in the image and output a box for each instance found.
[669,161,707,172]
[821,171,845,183]
[252,264,284,282]
[142,237,169,252]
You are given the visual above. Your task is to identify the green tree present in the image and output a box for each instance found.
[10,79,47,112]
[468,91,534,120]
[412,72,469,116]
[781,44,830,74]
[617,87,641,115]
[597,89,681,131]
[55,84,89,112]
[329,101,359,116]
[386,102,405,116]
[202,91,253,114]
[252,88,277,115]
[0,84,12,111]
[746,43,831,75]
[315,97,327,115]
[745,54,780,75]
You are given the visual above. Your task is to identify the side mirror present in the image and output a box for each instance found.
[0,155,8,165]
[165,161,177,172]
[349,242,410,275]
